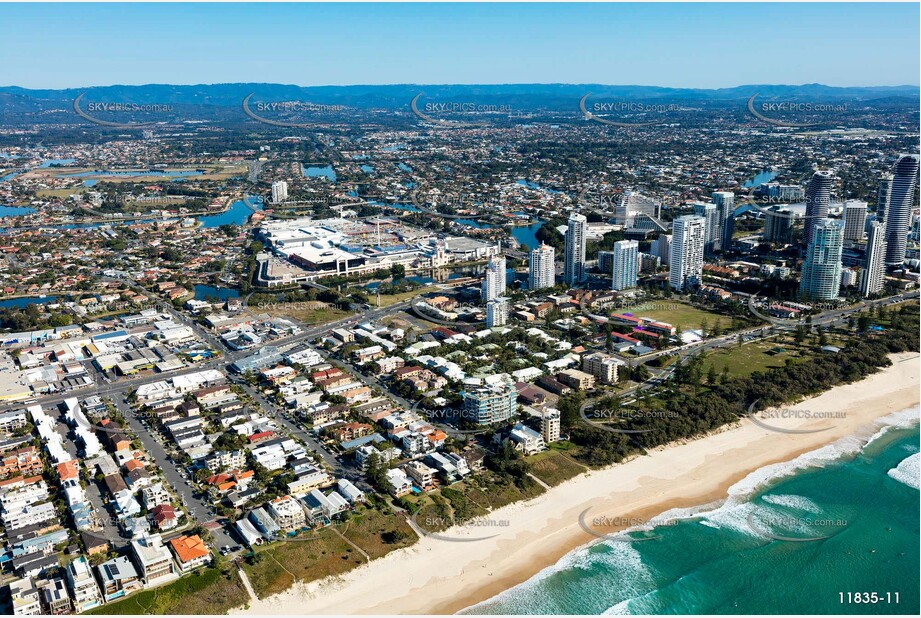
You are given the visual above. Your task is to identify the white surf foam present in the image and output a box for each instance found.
[458,404,920,614]
[761,493,823,513]
[888,452,920,490]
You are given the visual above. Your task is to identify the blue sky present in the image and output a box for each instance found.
[1,2,917,89]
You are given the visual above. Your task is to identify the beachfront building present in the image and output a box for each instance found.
[860,221,887,297]
[461,374,518,424]
[65,556,102,612]
[582,352,624,384]
[541,409,561,444]
[799,219,843,301]
[130,534,177,587]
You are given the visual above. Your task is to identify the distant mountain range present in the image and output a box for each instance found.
[1,83,918,109]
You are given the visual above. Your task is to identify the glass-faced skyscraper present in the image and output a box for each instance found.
[803,170,835,248]
[799,218,843,301]
[563,212,587,286]
[711,191,735,252]
[883,154,920,267]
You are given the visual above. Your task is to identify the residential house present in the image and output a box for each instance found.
[65,555,102,612]
[267,495,307,532]
[168,535,211,572]
[97,556,142,601]
[130,534,177,587]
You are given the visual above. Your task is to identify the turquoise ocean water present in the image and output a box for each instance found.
[463,407,919,615]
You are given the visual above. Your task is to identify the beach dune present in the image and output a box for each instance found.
[233,353,920,615]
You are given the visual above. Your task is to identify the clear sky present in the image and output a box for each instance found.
[2,2,918,89]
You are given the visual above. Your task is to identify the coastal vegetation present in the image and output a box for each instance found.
[557,302,919,467]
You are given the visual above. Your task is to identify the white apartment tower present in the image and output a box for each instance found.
[541,409,561,444]
[668,215,706,291]
[563,213,587,286]
[611,240,639,290]
[692,202,719,255]
[486,297,509,328]
[529,242,556,291]
[481,254,506,301]
[860,220,887,298]
[271,181,288,204]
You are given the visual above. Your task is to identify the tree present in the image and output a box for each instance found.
[382,529,409,544]
[365,453,389,493]
[707,365,718,385]
[818,328,829,347]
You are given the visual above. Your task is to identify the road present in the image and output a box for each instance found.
[111,394,238,550]
[4,280,914,556]
[246,159,265,184]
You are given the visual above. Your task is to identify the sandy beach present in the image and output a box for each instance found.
[233,352,920,615]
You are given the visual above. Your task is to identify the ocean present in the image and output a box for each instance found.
[462,407,919,615]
